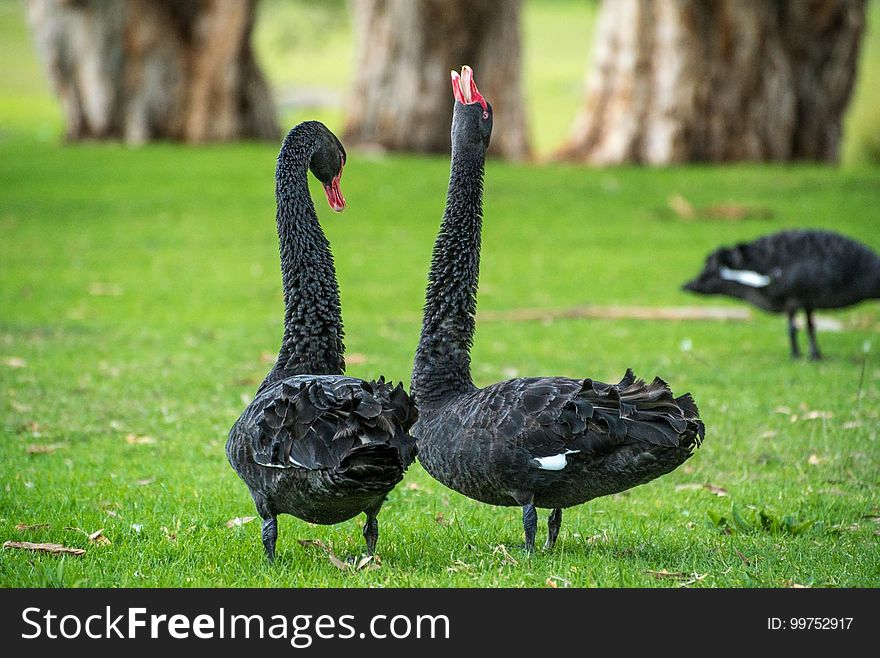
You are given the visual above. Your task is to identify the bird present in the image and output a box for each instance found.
[682,229,880,360]
[226,121,417,563]
[410,66,704,553]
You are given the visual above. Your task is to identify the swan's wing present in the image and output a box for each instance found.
[478,371,704,467]
[252,377,417,470]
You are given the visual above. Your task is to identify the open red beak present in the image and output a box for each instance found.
[450,65,488,114]
[323,170,345,212]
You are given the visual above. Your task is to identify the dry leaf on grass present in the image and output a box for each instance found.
[15,523,50,531]
[354,555,380,572]
[226,516,256,529]
[760,430,778,439]
[88,529,111,546]
[585,529,610,545]
[734,548,751,566]
[545,578,558,588]
[405,482,421,491]
[296,539,380,572]
[545,575,570,588]
[703,204,774,221]
[125,434,157,445]
[647,569,706,587]
[3,356,27,369]
[703,484,728,497]
[135,478,155,486]
[346,353,368,365]
[802,410,833,421]
[667,194,695,220]
[297,539,348,571]
[26,444,65,454]
[667,194,773,222]
[435,512,451,527]
[647,569,689,580]
[492,544,518,566]
[808,454,825,466]
[3,541,85,556]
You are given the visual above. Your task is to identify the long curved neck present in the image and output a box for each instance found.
[411,141,485,407]
[263,126,344,388]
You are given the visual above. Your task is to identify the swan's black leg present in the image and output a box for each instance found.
[805,310,822,361]
[522,503,538,554]
[252,494,277,563]
[261,516,278,563]
[787,310,801,359]
[545,508,563,550]
[363,504,381,555]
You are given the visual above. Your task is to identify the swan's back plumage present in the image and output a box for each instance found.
[416,370,702,509]
[227,375,417,524]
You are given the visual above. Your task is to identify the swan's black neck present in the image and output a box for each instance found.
[263,123,344,389]
[411,141,485,407]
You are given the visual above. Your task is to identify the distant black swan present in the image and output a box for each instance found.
[226,122,417,562]
[683,229,880,359]
[410,66,704,552]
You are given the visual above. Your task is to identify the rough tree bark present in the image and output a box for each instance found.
[556,0,866,164]
[344,0,529,160]
[26,0,279,143]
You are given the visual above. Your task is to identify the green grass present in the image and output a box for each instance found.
[1,0,879,588]
[1,135,878,587]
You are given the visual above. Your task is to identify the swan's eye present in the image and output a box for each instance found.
[483,111,489,120]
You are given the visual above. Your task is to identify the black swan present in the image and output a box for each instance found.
[226,121,417,562]
[683,229,880,360]
[410,66,705,553]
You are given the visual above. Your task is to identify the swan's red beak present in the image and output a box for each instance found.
[451,65,488,114]
[323,170,345,212]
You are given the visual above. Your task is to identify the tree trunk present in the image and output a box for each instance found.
[26,0,279,144]
[344,0,529,160]
[556,0,866,164]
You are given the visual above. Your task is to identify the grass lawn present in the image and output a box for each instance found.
[1,1,879,588]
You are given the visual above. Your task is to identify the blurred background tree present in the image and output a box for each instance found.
[343,0,529,159]
[26,0,279,143]
[14,0,879,163]
[557,0,867,164]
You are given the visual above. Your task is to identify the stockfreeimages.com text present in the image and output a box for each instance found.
[21,607,450,647]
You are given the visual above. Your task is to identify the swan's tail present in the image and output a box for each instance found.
[566,369,705,455]
[252,377,418,473]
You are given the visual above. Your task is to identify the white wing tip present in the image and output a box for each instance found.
[532,450,580,471]
[719,266,771,288]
